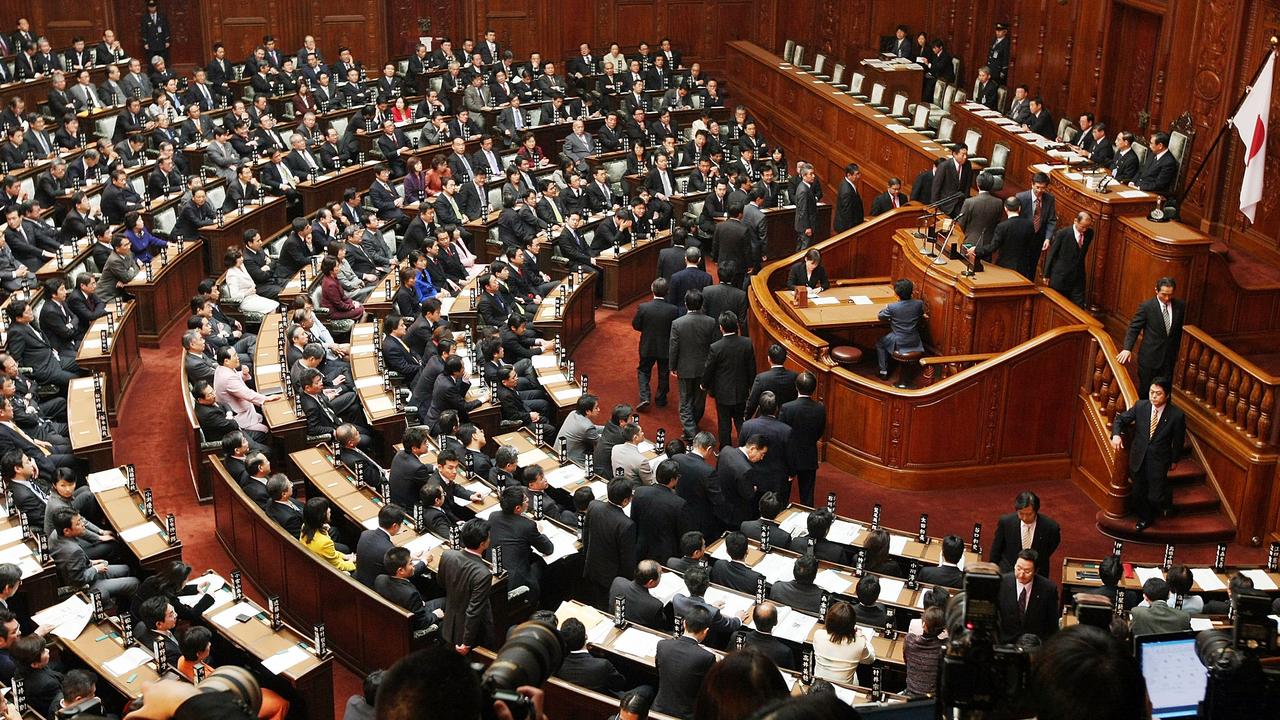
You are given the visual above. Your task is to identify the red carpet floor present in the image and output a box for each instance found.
[118,289,1269,716]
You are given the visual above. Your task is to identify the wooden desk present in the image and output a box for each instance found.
[75,300,141,423]
[348,324,406,449]
[67,375,114,472]
[255,313,309,454]
[124,238,207,347]
[89,466,183,570]
[198,197,289,274]
[596,231,671,309]
[1099,217,1212,339]
[759,204,834,261]
[857,58,925,105]
[0,515,59,610]
[210,455,425,674]
[35,238,93,283]
[297,161,382,215]
[1061,556,1280,596]
[1043,168,1158,316]
[357,268,400,319]
[779,284,897,330]
[774,505,983,568]
[55,616,163,701]
[532,270,597,357]
[947,102,1091,192]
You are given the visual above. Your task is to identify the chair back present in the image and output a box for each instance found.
[912,104,930,128]
[831,64,845,86]
[1057,118,1075,142]
[938,117,956,143]
[154,205,178,235]
[991,143,1010,170]
[850,72,865,94]
[793,45,805,67]
[869,83,886,106]
[890,94,907,117]
[783,40,796,63]
[813,54,826,75]
[931,80,946,107]
[964,128,982,156]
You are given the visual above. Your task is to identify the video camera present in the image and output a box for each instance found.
[1195,591,1280,719]
[475,621,566,720]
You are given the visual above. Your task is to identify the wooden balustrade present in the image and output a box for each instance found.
[918,354,996,386]
[1176,326,1279,449]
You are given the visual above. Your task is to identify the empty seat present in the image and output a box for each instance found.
[831,346,863,367]
[937,117,956,143]
[869,83,888,111]
[996,86,1009,112]
[784,40,796,63]
[1169,130,1190,166]
[849,72,867,98]
[830,63,847,90]
[1057,118,1075,143]
[965,129,988,166]
[910,105,936,137]
[889,93,910,122]
[793,45,806,67]
[812,54,828,79]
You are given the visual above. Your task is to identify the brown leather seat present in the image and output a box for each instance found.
[892,350,925,388]
[831,345,863,366]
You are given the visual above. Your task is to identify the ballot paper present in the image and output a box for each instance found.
[355,375,384,388]
[438,297,456,316]
[586,617,613,645]
[462,480,490,497]
[212,602,263,629]
[0,526,24,547]
[87,469,129,493]
[773,606,819,643]
[1191,568,1227,592]
[119,522,162,543]
[404,532,444,556]
[103,647,153,676]
[828,519,864,545]
[538,526,581,565]
[545,464,586,488]
[181,574,236,610]
[814,568,853,594]
[652,571,687,604]
[531,354,558,369]
[365,395,394,414]
[552,387,583,402]
[779,511,810,537]
[850,296,873,305]
[31,594,93,640]
[1134,566,1166,585]
[262,644,312,674]
[809,296,839,305]
[613,627,661,659]
[754,552,800,582]
[474,504,500,520]
[876,577,907,603]
[705,587,753,620]
[1240,569,1279,591]
[1189,617,1216,632]
[888,534,909,555]
[517,448,551,467]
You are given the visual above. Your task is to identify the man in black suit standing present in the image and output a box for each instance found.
[712,206,752,288]
[607,560,666,629]
[633,278,680,411]
[995,550,1059,642]
[931,145,974,219]
[556,618,628,695]
[653,606,716,719]
[738,392,792,502]
[745,344,797,420]
[988,491,1061,576]
[711,434,768,528]
[1133,132,1179,195]
[1118,277,1186,398]
[703,312,756,448]
[793,166,819,250]
[918,535,965,588]
[1112,378,1186,531]
[439,519,495,651]
[583,479,637,609]
[834,163,864,233]
[971,196,1039,280]
[870,177,909,216]
[631,460,689,563]
[669,290,718,441]
[1043,210,1094,306]
[488,486,553,602]
[958,172,1005,255]
[779,371,825,507]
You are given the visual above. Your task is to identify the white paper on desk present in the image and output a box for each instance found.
[809,296,839,305]
[753,553,798,582]
[832,685,858,705]
[1064,172,1085,181]
[710,543,731,561]
[86,469,129,493]
[18,555,41,579]
[439,297,456,316]
[552,387,583,402]
[877,577,906,602]
[362,515,381,529]
[119,523,161,543]
[1191,568,1227,592]
[777,607,820,644]
[538,371,570,385]
[355,375,384,389]
[1134,566,1166,584]
[257,363,281,374]
[828,520,864,545]
[652,570,687,604]
[103,647,153,676]
[539,527,580,565]
[588,481,608,500]
[887,124,913,133]
[517,448,551,467]
[351,344,375,355]
[613,627,660,658]
[0,544,32,564]
[474,504,500,520]
[850,295,873,305]
[365,395,394,414]
[212,601,262,629]
[586,617,613,645]
[814,568,853,594]
[352,326,375,337]
[262,644,312,674]
[404,532,444,556]
[1189,617,1216,632]
[545,464,586,488]
[0,525,24,547]
[888,534,909,555]
[462,480,490,497]
[1032,163,1054,173]
[199,587,237,610]
[1240,569,1278,591]
[915,592,929,609]
[636,441,655,454]
[1117,190,1150,198]
[531,354,558,369]
[706,587,753,619]
[779,511,809,537]
[32,594,92,640]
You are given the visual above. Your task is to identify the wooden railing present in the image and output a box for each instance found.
[1176,326,1279,449]
[918,354,996,386]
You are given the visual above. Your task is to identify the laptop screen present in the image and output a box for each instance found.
[1138,634,1208,718]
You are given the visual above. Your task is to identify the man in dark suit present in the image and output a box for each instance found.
[988,491,1062,576]
[746,345,797,420]
[702,262,749,336]
[631,277,681,410]
[971,196,1039,280]
[583,480,637,608]
[1111,131,1141,184]
[667,247,712,316]
[703,312,755,448]
[1118,277,1186,397]
[768,553,825,613]
[711,435,767,528]
[389,427,433,510]
[788,508,849,564]
[141,1,172,65]
[875,279,926,379]
[1112,377,1186,531]
[1016,172,1058,249]
[793,167,819,250]
[607,560,666,629]
[958,172,1005,253]
[138,596,181,662]
[922,39,955,103]
[740,491,792,548]
[834,164,865,233]
[973,67,999,110]
[488,486,554,601]
[1022,97,1055,139]
[439,519,496,651]
[779,372,826,507]
[375,547,443,634]
[869,177,909,216]
[669,290,718,441]
[265,476,306,539]
[556,618,628,696]
[631,460,689,563]
[739,392,792,501]
[730,602,795,669]
[1043,211,1094,306]
[1086,125,1116,168]
[931,145,974,219]
[996,549,1059,642]
[710,531,764,594]
[918,535,966,588]
[355,503,421,587]
[653,606,716,719]
[1133,132,1179,195]
[5,300,80,391]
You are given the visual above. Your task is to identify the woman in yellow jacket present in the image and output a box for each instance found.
[300,497,355,573]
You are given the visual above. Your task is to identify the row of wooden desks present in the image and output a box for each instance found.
[1062,556,1280,596]
[67,374,114,471]
[0,61,128,116]
[198,197,289,275]
[74,299,140,422]
[947,102,1091,193]
[531,268,597,357]
[596,230,671,309]
[348,324,407,449]
[123,238,207,347]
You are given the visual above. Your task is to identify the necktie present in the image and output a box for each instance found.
[279,163,294,186]
[550,199,562,223]
[661,172,671,196]
[7,423,50,456]
[1032,197,1042,233]
[892,193,899,208]
[1161,302,1171,332]
[1018,586,1028,615]
[1150,407,1159,437]
[305,151,317,169]
[514,111,523,130]
[1077,230,1084,248]
[1021,523,1032,550]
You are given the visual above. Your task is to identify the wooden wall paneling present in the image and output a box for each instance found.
[205,0,273,59]
[308,0,387,67]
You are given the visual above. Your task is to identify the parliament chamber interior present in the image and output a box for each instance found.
[0,1,1277,719]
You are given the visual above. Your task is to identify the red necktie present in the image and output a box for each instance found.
[891,194,899,208]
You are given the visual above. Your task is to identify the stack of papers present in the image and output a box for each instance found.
[120,523,161,543]
[1240,569,1278,591]
[778,511,810,537]
[531,354,558,369]
[850,296,873,306]
[87,469,129,493]
[262,644,312,674]
[212,601,263,629]
[652,571,687,604]
[704,588,753,619]
[0,526,24,547]
[355,375,385,389]
[537,526,580,565]
[1191,568,1227,592]
[828,519,864,544]
[586,617,613,645]
[877,577,907,603]
[552,387,583,402]
[103,647,153,676]
[545,464,586,489]
[888,534,910,555]
[754,553,799,582]
[31,595,93,640]
[814,568,853,593]
[365,395,394,413]
[517,448,551,467]
[771,606,819,643]
[404,532,444,556]
[1134,566,1166,584]
[810,296,840,305]
[613,627,660,658]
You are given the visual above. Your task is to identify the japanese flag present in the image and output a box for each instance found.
[1233,51,1275,223]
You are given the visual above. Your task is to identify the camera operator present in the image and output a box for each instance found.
[375,642,552,720]
[1029,624,1150,720]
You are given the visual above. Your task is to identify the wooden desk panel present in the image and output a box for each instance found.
[198,197,289,275]
[348,324,406,450]
[532,270,597,357]
[779,284,897,329]
[75,300,140,423]
[36,238,93,283]
[91,467,183,569]
[947,102,1090,193]
[1102,217,1212,340]
[297,162,381,215]
[67,375,113,472]
[124,239,207,347]
[596,231,671,309]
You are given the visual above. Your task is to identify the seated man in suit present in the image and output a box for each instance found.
[666,531,707,573]
[740,491,793,549]
[672,566,744,649]
[995,550,1059,642]
[607,559,667,630]
[264,475,305,538]
[653,606,717,719]
[709,531,764,594]
[1132,131,1179,195]
[917,535,965,588]
[875,279,925,380]
[768,552,825,613]
[853,575,890,629]
[556,617,628,696]
[788,508,849,565]
[375,546,444,635]
[1129,577,1192,637]
[137,595,181,662]
[49,508,139,606]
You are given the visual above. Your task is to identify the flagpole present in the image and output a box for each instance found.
[1176,36,1278,208]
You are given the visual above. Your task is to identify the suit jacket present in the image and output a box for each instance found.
[668,311,718,378]
[5,323,66,382]
[702,284,748,338]
[710,447,757,526]
[977,216,1039,280]
[608,576,666,629]
[1136,151,1179,194]
[389,449,432,510]
[1015,190,1058,243]
[487,511,553,595]
[1123,297,1186,373]
[373,575,433,631]
[710,558,765,594]
[740,519,792,549]
[653,636,716,719]
[1112,399,1186,476]
[354,527,397,587]
[633,298,680,359]
[793,182,818,234]
[973,80,999,110]
[869,190,909,216]
[877,299,926,354]
[958,192,1005,249]
[703,334,754,405]
[1130,600,1192,636]
[745,367,799,421]
[713,218,752,270]
[557,651,626,695]
[769,579,825,613]
[834,178,865,232]
[917,564,964,589]
[1112,148,1140,183]
[931,158,974,218]
[778,396,825,471]
[1043,226,1093,295]
[988,512,1062,576]
[39,300,79,354]
[582,500,637,588]
[266,500,305,539]
[997,573,1059,641]
[1025,110,1054,139]
[299,391,341,436]
[1089,137,1116,167]
[631,484,689,562]
[439,549,495,648]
